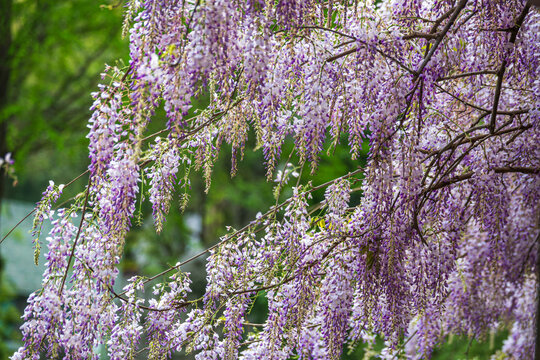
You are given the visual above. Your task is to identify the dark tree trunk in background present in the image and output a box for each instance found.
[0,0,13,307]
[0,0,12,208]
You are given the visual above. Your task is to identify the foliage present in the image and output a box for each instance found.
[0,0,126,356]
[1,0,126,201]
[7,0,540,359]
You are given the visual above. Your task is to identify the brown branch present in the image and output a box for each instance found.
[0,169,90,245]
[424,123,532,163]
[432,5,458,29]
[424,123,530,209]
[326,41,415,75]
[326,47,356,62]
[414,0,468,76]
[488,1,532,133]
[422,122,533,198]
[424,166,539,193]
[436,83,529,115]
[0,209,35,245]
[422,121,489,163]
[231,239,343,296]
[59,176,91,295]
[108,285,198,312]
[450,124,532,148]
[117,167,366,297]
[402,31,440,40]
[296,25,356,40]
[494,166,540,175]
[437,69,498,82]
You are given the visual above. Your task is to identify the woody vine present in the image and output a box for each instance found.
[3,0,540,359]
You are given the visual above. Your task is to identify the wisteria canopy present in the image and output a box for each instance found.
[9,0,540,359]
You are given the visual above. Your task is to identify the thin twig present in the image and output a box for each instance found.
[488,1,531,133]
[0,209,35,245]
[402,31,440,40]
[436,83,529,115]
[119,167,365,296]
[437,69,498,81]
[59,176,92,295]
[326,40,415,75]
[422,166,539,194]
[0,169,90,245]
[414,0,468,76]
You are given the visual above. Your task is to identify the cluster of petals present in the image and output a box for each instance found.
[13,0,540,359]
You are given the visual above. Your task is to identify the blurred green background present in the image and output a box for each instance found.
[0,1,507,358]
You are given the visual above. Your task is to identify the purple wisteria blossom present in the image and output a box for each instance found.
[11,0,540,359]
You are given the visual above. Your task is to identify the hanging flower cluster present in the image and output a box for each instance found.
[12,0,540,359]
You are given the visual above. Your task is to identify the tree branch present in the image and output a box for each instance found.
[414,0,468,76]
[424,166,539,194]
[402,31,441,40]
[489,1,532,133]
[326,40,415,75]
[437,69,498,81]
[59,176,91,295]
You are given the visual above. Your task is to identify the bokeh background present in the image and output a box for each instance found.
[0,1,508,358]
